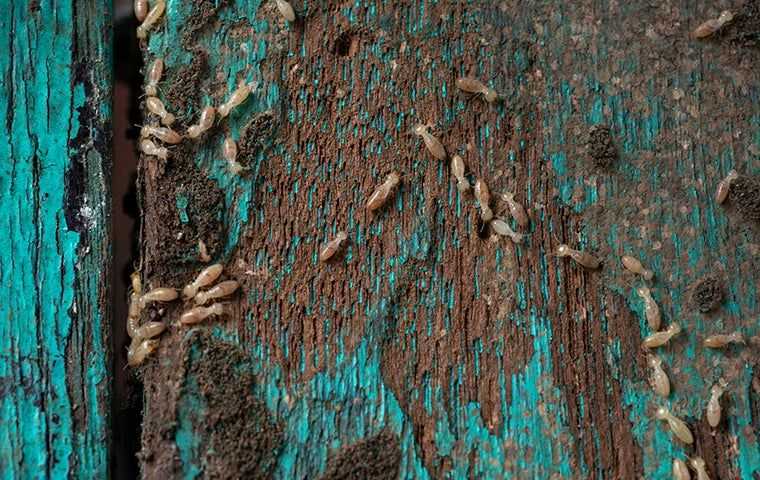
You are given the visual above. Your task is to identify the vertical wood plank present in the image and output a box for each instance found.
[0,0,112,478]
[137,1,759,478]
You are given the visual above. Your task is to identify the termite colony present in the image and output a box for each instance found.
[126,265,240,366]
[127,4,756,474]
[130,0,274,367]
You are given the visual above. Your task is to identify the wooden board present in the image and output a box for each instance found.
[0,0,112,478]
[136,1,760,478]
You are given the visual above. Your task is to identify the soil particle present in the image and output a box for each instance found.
[317,431,401,480]
[238,109,278,167]
[164,50,209,120]
[724,1,760,48]
[182,0,230,48]
[586,125,617,170]
[691,276,724,313]
[142,141,225,286]
[184,332,283,479]
[730,175,760,221]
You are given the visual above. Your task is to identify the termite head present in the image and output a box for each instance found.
[556,244,570,257]
[386,172,400,188]
[636,286,650,297]
[483,88,498,103]
[655,406,669,420]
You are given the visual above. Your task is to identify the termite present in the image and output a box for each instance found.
[643,323,681,349]
[715,170,738,204]
[127,292,141,338]
[187,106,215,139]
[455,77,498,103]
[450,155,470,192]
[706,379,727,427]
[689,457,711,480]
[655,406,694,444]
[692,10,734,39]
[648,354,670,397]
[319,231,348,262]
[127,338,159,367]
[127,272,143,338]
[134,0,148,22]
[194,280,240,305]
[140,138,168,160]
[274,0,296,22]
[223,137,245,174]
[140,124,182,144]
[144,58,164,97]
[500,191,529,227]
[182,263,224,299]
[622,255,654,281]
[490,218,524,244]
[136,0,165,40]
[198,239,211,262]
[133,321,166,340]
[139,287,178,308]
[412,124,447,160]
[218,83,253,118]
[366,172,400,212]
[146,96,175,126]
[673,459,691,480]
[703,331,745,348]
[637,286,661,331]
[556,244,601,269]
[180,303,225,325]
[474,179,493,222]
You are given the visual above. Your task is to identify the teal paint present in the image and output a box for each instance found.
[176,195,190,223]
[0,0,111,478]
[143,0,760,477]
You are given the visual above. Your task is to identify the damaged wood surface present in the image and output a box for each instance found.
[0,0,112,478]
[136,0,760,478]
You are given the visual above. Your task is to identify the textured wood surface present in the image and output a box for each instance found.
[0,0,112,478]
[137,1,759,478]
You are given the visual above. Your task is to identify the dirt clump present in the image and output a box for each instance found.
[724,1,760,48]
[730,174,760,221]
[238,110,278,167]
[587,125,617,169]
[182,0,230,48]
[318,430,401,480]
[185,331,283,479]
[164,50,209,120]
[143,141,225,286]
[692,276,724,313]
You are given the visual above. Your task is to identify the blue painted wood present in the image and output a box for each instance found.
[0,1,112,478]
[138,1,759,478]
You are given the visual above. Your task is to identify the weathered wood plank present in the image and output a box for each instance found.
[137,0,759,478]
[0,0,112,478]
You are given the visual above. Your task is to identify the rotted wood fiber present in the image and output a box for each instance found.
[137,1,760,478]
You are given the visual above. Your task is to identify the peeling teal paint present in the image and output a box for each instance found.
[0,1,111,478]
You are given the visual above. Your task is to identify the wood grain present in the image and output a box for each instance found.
[137,1,759,478]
